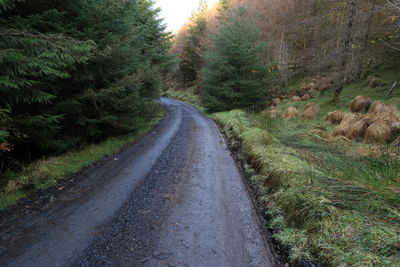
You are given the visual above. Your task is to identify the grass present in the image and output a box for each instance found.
[213,75,400,266]
[0,110,164,209]
[163,86,206,113]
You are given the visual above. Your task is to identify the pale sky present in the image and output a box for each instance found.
[155,0,219,32]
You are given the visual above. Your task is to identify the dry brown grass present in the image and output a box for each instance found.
[330,99,400,143]
[300,77,334,92]
[368,101,397,114]
[301,94,311,101]
[303,103,320,120]
[317,77,334,91]
[272,98,281,106]
[367,76,386,88]
[350,96,371,113]
[291,96,301,102]
[0,143,12,152]
[262,108,279,119]
[300,80,318,92]
[332,113,359,137]
[326,110,346,125]
[365,122,392,144]
[372,111,400,128]
[284,107,299,119]
[347,118,370,141]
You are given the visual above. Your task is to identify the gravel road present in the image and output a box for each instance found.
[0,98,277,267]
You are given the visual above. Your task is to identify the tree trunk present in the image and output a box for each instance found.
[335,0,358,97]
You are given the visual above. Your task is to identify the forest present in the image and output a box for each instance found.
[170,0,400,103]
[0,0,171,167]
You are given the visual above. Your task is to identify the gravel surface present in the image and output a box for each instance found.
[0,98,277,267]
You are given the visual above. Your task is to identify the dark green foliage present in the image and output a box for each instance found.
[200,7,268,112]
[0,0,171,164]
[179,1,208,85]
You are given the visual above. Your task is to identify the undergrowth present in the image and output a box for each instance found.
[0,110,164,209]
[163,87,204,110]
[213,82,400,266]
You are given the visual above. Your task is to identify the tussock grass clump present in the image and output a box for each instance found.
[365,122,392,144]
[300,77,334,93]
[271,98,281,106]
[261,108,278,119]
[368,100,397,114]
[302,103,320,120]
[300,79,318,91]
[325,110,345,125]
[347,117,371,141]
[284,107,299,119]
[333,100,400,143]
[317,77,334,91]
[367,75,387,88]
[350,95,371,113]
[332,113,359,137]
[291,96,301,102]
[301,94,311,101]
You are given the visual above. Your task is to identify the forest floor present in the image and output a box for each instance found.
[0,98,277,267]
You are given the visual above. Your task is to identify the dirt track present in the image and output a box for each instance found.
[0,98,276,267]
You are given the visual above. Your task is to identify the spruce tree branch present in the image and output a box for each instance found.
[0,30,79,42]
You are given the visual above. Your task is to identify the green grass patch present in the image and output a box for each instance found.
[0,110,164,209]
[213,94,400,266]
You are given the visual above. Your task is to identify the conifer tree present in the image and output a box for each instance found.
[200,7,268,112]
[0,0,171,162]
[179,1,209,84]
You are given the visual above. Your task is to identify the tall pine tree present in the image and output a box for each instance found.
[200,7,268,112]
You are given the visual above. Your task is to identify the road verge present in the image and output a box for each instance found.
[0,109,164,209]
